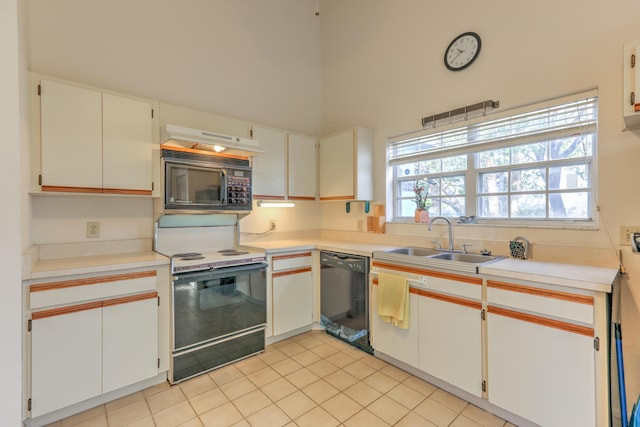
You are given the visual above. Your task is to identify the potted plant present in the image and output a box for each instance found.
[413,179,433,223]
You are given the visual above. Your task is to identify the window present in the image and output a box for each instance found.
[389,94,597,224]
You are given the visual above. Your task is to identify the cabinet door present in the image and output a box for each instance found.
[40,80,103,190]
[31,304,102,417]
[252,126,287,198]
[418,292,482,396]
[288,133,316,200]
[272,268,313,335]
[319,130,354,200]
[371,285,420,368]
[102,93,153,193]
[102,293,158,393]
[487,309,595,427]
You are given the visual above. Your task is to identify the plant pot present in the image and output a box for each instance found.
[415,209,429,223]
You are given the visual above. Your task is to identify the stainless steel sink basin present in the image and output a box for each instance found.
[429,252,501,264]
[386,247,441,257]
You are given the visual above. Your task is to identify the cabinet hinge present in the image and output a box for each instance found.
[38,174,42,186]
[151,109,154,119]
[594,336,600,351]
[632,54,636,68]
[249,127,253,138]
[157,296,160,306]
[158,358,160,368]
[27,319,32,332]
[37,84,41,96]
[28,398,32,412]
[482,380,487,393]
[481,309,486,320]
[632,92,636,106]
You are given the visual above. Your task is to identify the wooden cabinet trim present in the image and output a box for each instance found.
[32,291,158,319]
[273,267,312,278]
[42,186,102,194]
[487,280,594,305]
[288,196,316,201]
[102,291,158,307]
[102,188,152,196]
[415,288,482,310]
[273,252,313,261]
[488,305,594,337]
[32,301,103,320]
[372,278,480,310]
[30,270,157,293]
[320,195,354,201]
[253,195,286,200]
[372,262,482,285]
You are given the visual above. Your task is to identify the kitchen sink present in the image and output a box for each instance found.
[429,252,501,264]
[386,247,441,257]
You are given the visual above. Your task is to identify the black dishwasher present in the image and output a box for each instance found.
[320,251,372,353]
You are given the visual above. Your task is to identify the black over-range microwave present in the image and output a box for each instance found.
[162,148,252,212]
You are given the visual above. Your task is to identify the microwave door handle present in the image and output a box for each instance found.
[221,170,227,204]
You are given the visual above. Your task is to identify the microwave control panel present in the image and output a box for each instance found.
[227,171,251,206]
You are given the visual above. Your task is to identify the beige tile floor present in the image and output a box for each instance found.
[46,330,518,427]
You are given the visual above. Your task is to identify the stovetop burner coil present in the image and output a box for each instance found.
[172,252,205,260]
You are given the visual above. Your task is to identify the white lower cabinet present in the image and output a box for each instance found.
[371,262,607,426]
[487,309,595,427]
[371,287,419,368]
[486,279,599,427]
[102,296,159,393]
[271,252,314,336]
[31,306,103,417]
[418,291,482,397]
[28,270,160,418]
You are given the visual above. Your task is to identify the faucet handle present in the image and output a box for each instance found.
[461,243,473,253]
[431,240,442,250]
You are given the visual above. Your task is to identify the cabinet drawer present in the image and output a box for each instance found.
[30,270,157,310]
[272,252,313,271]
[487,280,594,325]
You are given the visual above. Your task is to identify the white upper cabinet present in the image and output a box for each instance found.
[624,40,640,129]
[319,127,374,201]
[102,93,153,193]
[38,79,154,195]
[251,126,287,199]
[40,80,103,190]
[251,126,317,200]
[288,133,316,200]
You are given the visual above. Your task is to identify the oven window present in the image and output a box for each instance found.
[173,267,266,351]
[166,163,223,206]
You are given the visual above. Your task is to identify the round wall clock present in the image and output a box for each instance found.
[444,32,481,71]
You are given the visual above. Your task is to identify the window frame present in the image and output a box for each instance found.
[388,92,598,228]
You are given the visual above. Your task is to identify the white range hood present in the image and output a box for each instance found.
[162,124,264,156]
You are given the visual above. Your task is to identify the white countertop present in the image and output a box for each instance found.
[27,251,169,280]
[250,238,618,293]
[247,239,398,258]
[479,258,618,293]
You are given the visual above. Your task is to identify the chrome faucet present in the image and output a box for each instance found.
[428,216,454,251]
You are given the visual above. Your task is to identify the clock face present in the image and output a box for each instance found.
[444,32,481,71]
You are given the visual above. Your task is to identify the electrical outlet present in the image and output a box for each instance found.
[620,225,640,245]
[269,219,276,231]
[86,221,100,238]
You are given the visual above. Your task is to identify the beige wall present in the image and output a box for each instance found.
[2,0,25,424]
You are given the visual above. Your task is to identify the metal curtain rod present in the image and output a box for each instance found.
[421,99,500,128]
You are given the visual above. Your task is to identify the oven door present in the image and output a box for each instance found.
[171,262,268,383]
[172,262,267,352]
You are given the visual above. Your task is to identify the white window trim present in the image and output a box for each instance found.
[387,90,599,229]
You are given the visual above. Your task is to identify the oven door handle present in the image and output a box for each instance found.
[173,262,268,282]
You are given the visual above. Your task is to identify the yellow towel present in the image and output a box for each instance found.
[377,272,409,329]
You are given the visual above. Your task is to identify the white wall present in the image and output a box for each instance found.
[1,0,25,424]
[319,0,640,416]
[29,0,323,136]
